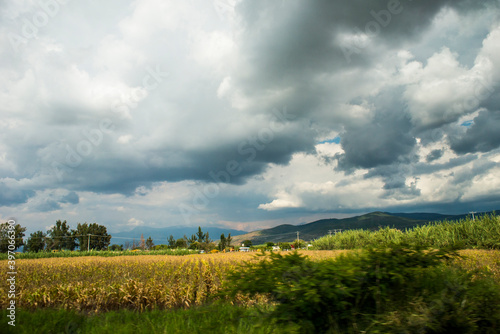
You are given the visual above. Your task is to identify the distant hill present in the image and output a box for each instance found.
[231,210,496,246]
[110,226,247,246]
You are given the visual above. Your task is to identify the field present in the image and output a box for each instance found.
[2,248,500,333]
[0,248,198,261]
[1,251,352,312]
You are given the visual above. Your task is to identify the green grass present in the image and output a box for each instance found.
[1,304,292,334]
[0,248,198,260]
[312,213,500,250]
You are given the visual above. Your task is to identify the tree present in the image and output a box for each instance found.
[280,242,291,250]
[188,234,197,245]
[196,227,205,243]
[204,232,211,244]
[109,244,123,251]
[145,236,154,250]
[175,238,187,249]
[132,238,140,250]
[140,234,146,250]
[25,231,46,252]
[242,239,252,247]
[189,241,200,250]
[292,239,306,249]
[226,233,232,248]
[266,242,275,250]
[197,231,214,252]
[167,234,176,248]
[46,220,76,251]
[0,221,26,252]
[219,233,226,251]
[74,222,111,251]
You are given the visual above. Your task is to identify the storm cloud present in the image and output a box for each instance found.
[1,0,500,233]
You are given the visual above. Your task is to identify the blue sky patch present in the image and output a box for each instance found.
[319,136,341,144]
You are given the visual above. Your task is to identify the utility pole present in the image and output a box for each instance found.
[470,211,476,221]
[88,234,91,251]
[296,231,300,247]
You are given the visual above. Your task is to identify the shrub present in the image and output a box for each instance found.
[223,246,500,333]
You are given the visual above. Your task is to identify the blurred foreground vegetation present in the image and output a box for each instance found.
[222,246,500,333]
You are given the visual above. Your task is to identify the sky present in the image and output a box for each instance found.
[1,0,500,235]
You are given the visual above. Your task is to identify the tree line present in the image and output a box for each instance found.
[0,220,111,252]
[140,227,234,252]
[0,221,236,253]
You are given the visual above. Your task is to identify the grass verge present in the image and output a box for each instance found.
[1,303,293,334]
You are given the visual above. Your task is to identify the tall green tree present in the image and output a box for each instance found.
[219,233,226,251]
[145,236,154,250]
[25,231,46,252]
[46,220,76,251]
[196,227,205,243]
[74,222,111,251]
[226,233,232,248]
[167,234,176,248]
[0,221,26,252]
[188,234,197,245]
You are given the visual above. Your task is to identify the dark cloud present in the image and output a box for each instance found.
[363,163,421,200]
[335,91,416,172]
[35,199,61,212]
[0,183,34,206]
[415,155,478,175]
[426,149,444,162]
[451,159,497,186]
[47,124,317,195]
[335,121,415,171]
[449,110,500,154]
[60,191,79,204]
[236,0,497,86]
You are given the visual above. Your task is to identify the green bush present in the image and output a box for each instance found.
[223,246,500,333]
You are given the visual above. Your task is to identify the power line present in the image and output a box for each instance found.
[327,229,342,237]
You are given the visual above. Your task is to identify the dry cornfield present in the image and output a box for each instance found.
[0,251,345,313]
[2,249,498,314]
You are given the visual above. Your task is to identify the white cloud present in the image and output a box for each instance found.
[127,217,145,227]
